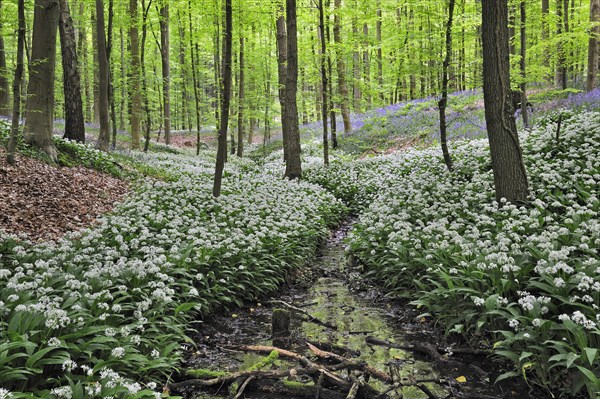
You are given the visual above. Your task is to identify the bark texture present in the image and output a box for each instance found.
[94,0,110,151]
[212,0,232,197]
[0,0,9,116]
[128,0,141,149]
[587,0,600,91]
[481,0,529,204]
[237,36,245,157]
[159,3,171,145]
[59,0,85,143]
[6,0,25,165]
[333,0,351,134]
[275,2,288,163]
[438,0,455,172]
[283,0,302,179]
[24,0,60,161]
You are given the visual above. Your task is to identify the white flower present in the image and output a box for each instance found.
[47,337,61,347]
[150,349,160,358]
[0,388,13,399]
[508,319,519,329]
[111,347,125,358]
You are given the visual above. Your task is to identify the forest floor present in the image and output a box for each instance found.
[0,148,129,242]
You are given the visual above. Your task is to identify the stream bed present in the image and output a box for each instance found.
[177,223,537,399]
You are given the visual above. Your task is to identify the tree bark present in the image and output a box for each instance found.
[188,0,202,155]
[178,15,190,132]
[326,8,337,150]
[141,0,152,152]
[352,0,361,111]
[333,0,351,134]
[6,0,25,165]
[283,0,302,179]
[237,35,245,157]
[128,0,141,149]
[0,0,9,116]
[59,0,85,143]
[318,0,329,166]
[556,0,567,88]
[481,0,529,204]
[212,0,232,197]
[159,3,171,145]
[519,0,529,128]
[587,0,600,91]
[94,0,110,151]
[376,0,383,103]
[438,0,455,172]
[107,0,117,149]
[275,1,289,163]
[24,0,60,161]
[362,23,371,108]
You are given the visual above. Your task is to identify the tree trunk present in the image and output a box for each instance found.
[92,10,100,124]
[141,0,152,152]
[376,1,383,103]
[438,0,455,172]
[326,9,337,150]
[159,3,171,145]
[94,0,110,151]
[284,0,302,179]
[556,0,567,88]
[352,0,361,111]
[481,0,529,204]
[0,0,9,116]
[212,0,232,197]
[333,0,351,134]
[519,0,529,128]
[106,0,118,149]
[275,1,289,163]
[587,0,600,91]
[318,0,329,166]
[128,0,141,149]
[188,0,202,155]
[6,0,25,165]
[178,16,190,132]
[24,0,60,161]
[59,0,85,143]
[362,23,371,108]
[237,35,245,157]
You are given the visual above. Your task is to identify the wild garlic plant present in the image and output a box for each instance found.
[305,111,600,398]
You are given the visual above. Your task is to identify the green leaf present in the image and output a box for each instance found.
[583,347,598,367]
[174,302,197,315]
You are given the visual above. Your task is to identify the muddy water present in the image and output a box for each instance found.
[182,224,531,399]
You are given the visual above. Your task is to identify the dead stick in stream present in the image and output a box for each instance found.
[268,299,338,330]
[307,342,393,383]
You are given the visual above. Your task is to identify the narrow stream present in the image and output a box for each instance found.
[180,224,532,399]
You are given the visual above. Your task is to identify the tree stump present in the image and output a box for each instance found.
[272,308,291,347]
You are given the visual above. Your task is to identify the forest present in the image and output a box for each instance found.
[0,0,599,398]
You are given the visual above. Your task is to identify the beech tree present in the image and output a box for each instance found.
[24,0,61,161]
[59,0,86,143]
[6,0,25,165]
[587,0,600,91]
[213,0,233,197]
[0,0,9,116]
[438,0,455,172]
[95,0,111,151]
[159,2,171,145]
[129,0,142,149]
[481,0,529,204]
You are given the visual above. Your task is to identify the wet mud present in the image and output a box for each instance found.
[177,223,540,399]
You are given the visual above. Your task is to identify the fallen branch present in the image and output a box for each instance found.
[268,299,338,330]
[365,336,490,357]
[307,342,392,383]
[232,376,254,399]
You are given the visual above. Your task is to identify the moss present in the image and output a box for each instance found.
[185,368,226,379]
[247,350,279,371]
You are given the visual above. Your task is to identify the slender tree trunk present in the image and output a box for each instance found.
[24,0,60,161]
[542,0,550,77]
[481,0,529,204]
[178,15,190,132]
[107,0,118,149]
[6,0,25,165]
[519,0,529,128]
[352,0,361,111]
[119,28,126,131]
[237,36,245,157]
[362,23,371,108]
[556,0,567,88]
[78,2,91,122]
[376,1,383,103]
[587,0,600,91]
[92,10,100,123]
[188,0,202,155]
[141,0,152,152]
[59,0,85,143]
[95,0,110,151]
[284,0,301,179]
[128,0,141,149]
[333,0,351,134]
[318,0,329,166]
[213,0,232,197]
[159,3,171,145]
[326,9,337,150]
[275,1,289,163]
[438,0,455,172]
[0,0,9,116]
